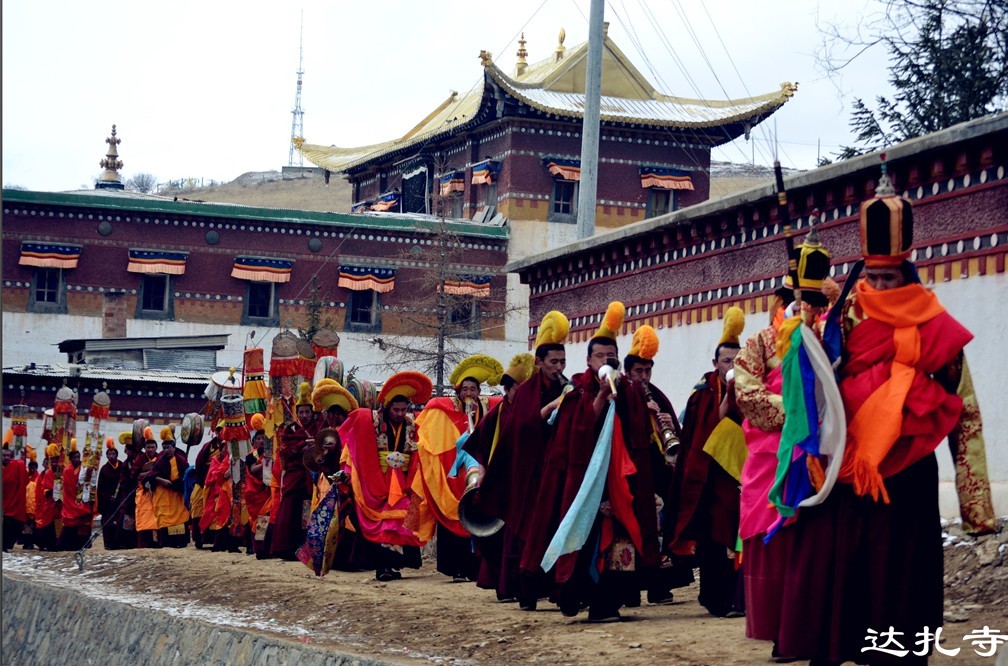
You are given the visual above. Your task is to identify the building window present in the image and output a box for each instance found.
[136,274,173,319]
[451,194,464,219]
[550,179,578,223]
[28,268,67,313]
[448,298,480,339]
[346,289,380,332]
[242,281,278,325]
[646,189,674,219]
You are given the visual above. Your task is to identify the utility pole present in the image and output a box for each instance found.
[288,12,305,167]
[576,0,605,240]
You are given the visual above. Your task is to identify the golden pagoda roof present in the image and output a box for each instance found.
[296,31,796,174]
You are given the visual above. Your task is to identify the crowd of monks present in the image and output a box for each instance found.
[2,164,999,663]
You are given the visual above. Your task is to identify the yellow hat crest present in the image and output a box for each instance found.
[534,310,569,349]
[592,302,625,342]
[628,325,659,360]
[718,306,746,346]
[450,354,504,388]
[503,353,536,384]
[295,381,313,407]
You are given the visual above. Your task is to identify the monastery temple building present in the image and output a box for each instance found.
[294,27,796,259]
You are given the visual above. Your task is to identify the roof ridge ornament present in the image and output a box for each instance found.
[479,50,493,67]
[555,28,566,62]
[96,124,125,190]
[515,33,528,77]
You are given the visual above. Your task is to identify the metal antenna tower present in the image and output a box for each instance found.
[288,13,305,166]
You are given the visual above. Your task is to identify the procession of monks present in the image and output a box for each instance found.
[2,167,999,663]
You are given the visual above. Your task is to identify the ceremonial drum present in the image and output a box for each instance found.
[313,356,345,387]
[180,412,204,447]
[346,378,378,410]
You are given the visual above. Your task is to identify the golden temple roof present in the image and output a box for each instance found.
[296,30,796,174]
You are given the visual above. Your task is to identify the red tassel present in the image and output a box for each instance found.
[11,424,27,436]
[89,404,110,420]
[220,425,250,443]
[53,402,77,418]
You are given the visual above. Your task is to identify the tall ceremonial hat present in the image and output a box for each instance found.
[625,324,659,367]
[312,378,359,414]
[534,310,569,352]
[242,347,269,415]
[794,225,832,307]
[295,381,313,408]
[377,371,433,407]
[160,424,176,443]
[718,306,746,349]
[450,354,504,389]
[860,154,913,268]
[502,353,536,384]
[590,301,626,345]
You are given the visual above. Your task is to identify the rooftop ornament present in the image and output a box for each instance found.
[95,124,125,190]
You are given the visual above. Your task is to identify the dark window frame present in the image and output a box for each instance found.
[646,188,675,219]
[345,289,381,333]
[28,267,67,314]
[447,297,481,339]
[135,273,174,321]
[241,281,279,326]
[549,179,578,224]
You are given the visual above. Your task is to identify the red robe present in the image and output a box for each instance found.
[2,459,29,522]
[520,370,658,582]
[477,373,563,539]
[243,451,271,527]
[61,464,94,528]
[34,470,58,529]
[271,420,316,553]
[199,453,232,532]
[672,371,742,549]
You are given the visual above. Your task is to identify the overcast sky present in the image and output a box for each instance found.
[2,0,891,192]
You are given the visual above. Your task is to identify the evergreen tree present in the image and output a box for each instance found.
[819,0,1007,157]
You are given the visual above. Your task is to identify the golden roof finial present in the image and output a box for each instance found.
[479,50,493,67]
[555,28,567,62]
[515,33,528,77]
[96,124,125,190]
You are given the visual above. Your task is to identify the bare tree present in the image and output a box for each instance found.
[126,172,159,194]
[364,157,514,394]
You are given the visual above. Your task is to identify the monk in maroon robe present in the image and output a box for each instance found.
[474,344,565,608]
[521,332,660,622]
[271,401,317,560]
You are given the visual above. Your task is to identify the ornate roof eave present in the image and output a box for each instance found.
[295,88,494,175]
[484,61,797,133]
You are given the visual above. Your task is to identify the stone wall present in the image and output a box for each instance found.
[1,575,390,666]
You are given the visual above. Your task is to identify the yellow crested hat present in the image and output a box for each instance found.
[503,353,535,384]
[591,302,626,342]
[160,425,176,442]
[295,381,313,407]
[45,443,60,459]
[718,306,746,347]
[628,325,659,361]
[312,378,359,414]
[26,445,37,463]
[118,431,133,446]
[534,310,569,349]
[377,371,433,406]
[68,438,78,454]
[450,354,504,388]
[105,437,116,451]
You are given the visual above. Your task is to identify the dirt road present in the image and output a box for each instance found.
[3,523,1005,665]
